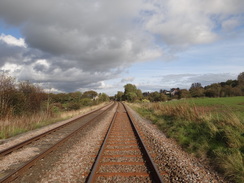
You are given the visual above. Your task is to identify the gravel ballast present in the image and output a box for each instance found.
[1,102,227,182]
[13,104,117,183]
[126,104,226,183]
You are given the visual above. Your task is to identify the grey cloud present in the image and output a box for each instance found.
[121,77,135,83]
[0,0,161,92]
[137,73,238,93]
[0,41,24,66]
[160,73,237,89]
[185,73,237,86]
[0,0,243,93]
[0,0,158,67]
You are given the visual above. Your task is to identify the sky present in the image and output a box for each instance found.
[0,0,243,96]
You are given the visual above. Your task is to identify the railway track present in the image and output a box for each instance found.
[0,102,164,182]
[86,102,163,183]
[0,103,113,158]
[0,102,115,183]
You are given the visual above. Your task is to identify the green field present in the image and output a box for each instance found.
[187,97,244,119]
[131,96,244,183]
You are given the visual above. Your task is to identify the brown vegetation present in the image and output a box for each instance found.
[0,73,110,139]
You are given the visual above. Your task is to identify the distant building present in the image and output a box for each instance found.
[92,96,99,100]
[170,88,180,96]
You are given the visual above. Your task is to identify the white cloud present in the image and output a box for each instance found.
[143,0,244,46]
[1,63,22,74]
[0,34,26,47]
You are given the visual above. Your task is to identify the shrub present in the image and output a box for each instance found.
[66,102,81,111]
[80,98,92,106]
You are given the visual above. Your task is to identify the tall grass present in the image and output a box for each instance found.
[0,112,53,139]
[131,97,244,183]
[0,102,108,139]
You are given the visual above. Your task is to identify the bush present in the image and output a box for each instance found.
[80,98,92,106]
[66,102,81,110]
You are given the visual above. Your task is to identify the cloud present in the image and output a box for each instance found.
[134,73,238,93]
[121,77,135,83]
[0,0,163,92]
[185,73,237,86]
[222,19,240,32]
[0,36,123,92]
[0,34,26,47]
[0,0,243,93]
[0,0,160,68]
[160,73,237,89]
[143,0,244,47]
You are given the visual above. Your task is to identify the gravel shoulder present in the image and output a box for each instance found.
[126,103,226,183]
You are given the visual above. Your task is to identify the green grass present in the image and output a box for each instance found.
[187,97,244,119]
[131,96,244,183]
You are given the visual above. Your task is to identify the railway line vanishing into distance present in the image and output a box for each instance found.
[0,102,164,183]
[86,102,163,182]
[0,102,224,183]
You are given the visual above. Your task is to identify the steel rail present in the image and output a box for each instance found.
[0,102,116,183]
[86,104,119,183]
[0,102,113,157]
[123,102,164,183]
[86,102,163,183]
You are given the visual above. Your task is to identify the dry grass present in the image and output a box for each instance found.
[0,102,108,139]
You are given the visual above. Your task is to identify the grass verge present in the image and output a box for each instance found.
[131,97,244,183]
[0,102,108,139]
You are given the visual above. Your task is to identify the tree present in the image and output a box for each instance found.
[123,84,142,102]
[125,92,137,102]
[98,93,109,102]
[50,93,69,103]
[160,93,168,101]
[69,91,82,102]
[224,80,238,87]
[80,98,92,106]
[115,91,124,101]
[189,83,204,97]
[148,92,160,102]
[124,84,137,94]
[148,92,167,102]
[136,89,143,100]
[82,90,98,99]
[190,83,202,89]
[204,83,221,97]
[237,72,244,85]
[178,89,191,99]
[220,85,233,97]
[18,81,45,113]
[66,102,81,110]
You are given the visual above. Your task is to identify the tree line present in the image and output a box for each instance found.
[115,72,244,102]
[0,73,109,119]
[1,71,243,118]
